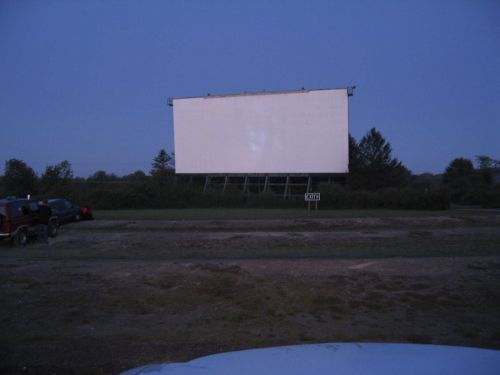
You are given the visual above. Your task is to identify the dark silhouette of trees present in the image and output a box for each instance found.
[441,156,500,206]
[1,146,496,209]
[87,170,119,183]
[348,128,410,190]
[475,155,499,185]
[150,149,174,175]
[121,170,152,208]
[40,160,74,196]
[348,134,362,173]
[124,170,148,182]
[3,159,38,197]
[443,158,474,184]
[150,149,174,186]
[442,157,482,204]
[476,155,499,170]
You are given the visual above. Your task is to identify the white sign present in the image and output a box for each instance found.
[305,193,320,201]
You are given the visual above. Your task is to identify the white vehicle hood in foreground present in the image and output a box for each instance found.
[121,342,500,375]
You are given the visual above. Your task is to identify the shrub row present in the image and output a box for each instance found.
[36,180,451,210]
[317,184,450,210]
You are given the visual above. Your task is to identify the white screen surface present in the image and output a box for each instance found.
[173,89,348,174]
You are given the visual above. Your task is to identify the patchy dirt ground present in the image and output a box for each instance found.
[1,211,500,374]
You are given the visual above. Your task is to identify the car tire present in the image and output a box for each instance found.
[74,214,81,222]
[48,222,58,238]
[14,230,27,247]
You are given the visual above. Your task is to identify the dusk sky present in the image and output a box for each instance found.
[1,0,499,177]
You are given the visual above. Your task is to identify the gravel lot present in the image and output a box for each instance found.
[1,210,500,374]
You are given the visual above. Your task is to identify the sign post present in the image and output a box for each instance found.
[304,193,320,211]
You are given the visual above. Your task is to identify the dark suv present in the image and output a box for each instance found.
[0,198,58,246]
[47,199,81,224]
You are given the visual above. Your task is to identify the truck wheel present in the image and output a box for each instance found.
[48,223,58,238]
[14,230,27,247]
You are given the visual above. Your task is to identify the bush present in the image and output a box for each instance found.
[480,185,500,208]
[318,183,449,210]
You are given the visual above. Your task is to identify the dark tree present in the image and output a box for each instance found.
[150,149,174,175]
[475,155,499,170]
[358,128,399,168]
[442,157,483,203]
[3,159,38,197]
[40,160,74,195]
[443,158,474,184]
[348,128,410,190]
[348,134,362,173]
[150,149,174,186]
[123,170,148,182]
[87,170,119,183]
[475,155,499,185]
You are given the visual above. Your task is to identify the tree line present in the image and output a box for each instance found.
[1,129,499,209]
